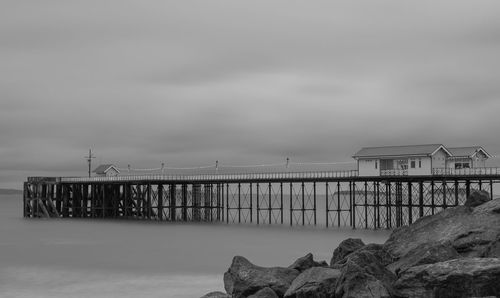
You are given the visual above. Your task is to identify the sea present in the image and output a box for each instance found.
[0,194,390,298]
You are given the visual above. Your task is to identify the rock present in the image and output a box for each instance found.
[465,190,491,207]
[330,238,365,266]
[200,292,231,298]
[452,229,498,257]
[335,261,392,298]
[472,197,500,214]
[353,243,394,267]
[284,267,341,298]
[387,242,460,275]
[393,258,500,298]
[334,249,395,298]
[248,287,279,298]
[288,253,328,272]
[223,256,300,298]
[482,237,500,257]
[384,198,500,259]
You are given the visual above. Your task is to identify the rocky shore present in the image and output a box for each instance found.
[201,190,500,298]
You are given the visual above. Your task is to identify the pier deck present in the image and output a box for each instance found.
[23,168,500,229]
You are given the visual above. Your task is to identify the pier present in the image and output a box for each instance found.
[23,168,500,229]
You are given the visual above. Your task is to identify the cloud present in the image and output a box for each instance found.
[1,0,500,188]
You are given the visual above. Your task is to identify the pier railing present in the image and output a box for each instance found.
[30,167,500,184]
[432,167,500,176]
[380,169,408,176]
[60,170,360,183]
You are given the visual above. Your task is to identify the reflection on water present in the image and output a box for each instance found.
[0,195,390,297]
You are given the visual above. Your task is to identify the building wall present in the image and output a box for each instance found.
[472,151,488,168]
[358,159,380,176]
[105,168,119,177]
[447,157,472,169]
[407,157,432,175]
[431,148,448,169]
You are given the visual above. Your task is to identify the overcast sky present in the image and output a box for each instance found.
[1,1,500,188]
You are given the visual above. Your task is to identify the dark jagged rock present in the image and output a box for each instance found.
[248,287,279,298]
[284,267,341,298]
[335,261,392,298]
[288,253,328,272]
[465,190,491,207]
[330,238,365,266]
[350,243,394,267]
[334,249,395,298]
[383,206,471,258]
[456,198,500,257]
[200,291,231,298]
[384,198,500,259]
[482,237,500,257]
[223,256,300,298]
[393,258,500,298]
[387,242,460,275]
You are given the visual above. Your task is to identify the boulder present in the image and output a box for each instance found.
[350,243,394,267]
[288,253,328,272]
[335,262,392,298]
[223,256,300,298]
[393,258,500,298]
[383,198,500,259]
[387,242,460,275]
[200,292,231,298]
[248,287,279,298]
[482,237,500,258]
[334,250,395,298]
[284,267,341,298]
[330,238,365,266]
[465,190,491,207]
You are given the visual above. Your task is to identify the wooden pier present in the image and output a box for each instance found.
[23,169,500,229]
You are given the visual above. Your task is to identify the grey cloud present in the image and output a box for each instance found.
[2,0,500,188]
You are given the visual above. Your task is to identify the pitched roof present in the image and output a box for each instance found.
[447,146,491,158]
[353,144,450,158]
[93,164,119,174]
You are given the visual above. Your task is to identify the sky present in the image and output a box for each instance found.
[1,0,500,188]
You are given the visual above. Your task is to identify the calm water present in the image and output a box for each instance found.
[0,194,390,297]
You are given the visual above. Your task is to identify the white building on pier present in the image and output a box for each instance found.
[353,144,490,177]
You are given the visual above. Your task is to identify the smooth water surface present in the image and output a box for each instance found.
[0,194,390,297]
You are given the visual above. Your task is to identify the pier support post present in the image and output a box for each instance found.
[158,184,164,221]
[364,181,368,229]
[204,184,211,222]
[238,183,241,223]
[466,180,470,199]
[325,182,329,228]
[313,182,317,226]
[408,182,412,225]
[443,181,447,209]
[268,182,272,224]
[182,184,188,221]
[289,183,292,226]
[352,182,356,229]
[193,184,201,221]
[257,183,260,225]
[249,183,253,223]
[337,182,341,227]
[280,182,284,225]
[170,184,176,221]
[301,182,305,226]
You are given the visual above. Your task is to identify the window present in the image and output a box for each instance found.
[410,160,416,169]
[455,162,470,169]
[375,161,378,169]
[419,159,422,168]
